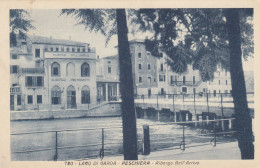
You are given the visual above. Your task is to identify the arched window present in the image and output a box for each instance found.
[51,85,61,104]
[81,62,90,77]
[51,62,60,76]
[66,62,75,76]
[81,85,90,104]
[138,52,142,58]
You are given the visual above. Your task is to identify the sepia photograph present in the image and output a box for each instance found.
[7,6,255,163]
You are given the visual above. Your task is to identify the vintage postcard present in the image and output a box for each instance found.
[0,0,259,168]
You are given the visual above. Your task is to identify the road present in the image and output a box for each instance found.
[11,117,236,161]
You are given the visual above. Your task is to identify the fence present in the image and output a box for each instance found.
[135,92,254,103]
[135,92,254,118]
[141,118,236,155]
[11,118,236,161]
[11,126,124,161]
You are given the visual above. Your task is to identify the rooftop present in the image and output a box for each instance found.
[102,55,118,60]
[114,39,145,48]
[28,35,88,47]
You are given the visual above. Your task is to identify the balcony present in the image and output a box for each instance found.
[10,87,21,93]
[21,68,45,74]
[170,81,200,86]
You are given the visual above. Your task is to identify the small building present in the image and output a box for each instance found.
[96,55,120,102]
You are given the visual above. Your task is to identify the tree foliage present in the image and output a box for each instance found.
[136,9,253,82]
[61,9,118,45]
[9,9,35,47]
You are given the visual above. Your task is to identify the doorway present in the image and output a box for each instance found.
[10,95,14,110]
[148,89,151,98]
[67,85,76,109]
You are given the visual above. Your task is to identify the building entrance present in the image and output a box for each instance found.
[67,85,76,109]
[10,95,14,110]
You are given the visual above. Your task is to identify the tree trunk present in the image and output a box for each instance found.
[116,9,138,160]
[225,9,254,159]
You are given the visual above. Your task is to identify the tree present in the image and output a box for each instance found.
[61,9,138,160]
[136,8,254,159]
[225,8,254,159]
[9,9,35,47]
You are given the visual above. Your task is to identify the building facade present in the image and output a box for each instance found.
[10,35,97,111]
[206,64,232,96]
[128,40,158,96]
[114,39,231,96]
[96,55,120,102]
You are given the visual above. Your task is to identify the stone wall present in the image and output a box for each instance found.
[11,102,121,121]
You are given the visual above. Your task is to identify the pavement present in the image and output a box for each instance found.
[104,141,241,160]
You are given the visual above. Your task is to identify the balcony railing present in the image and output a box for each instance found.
[10,87,21,93]
[21,68,45,74]
[170,81,200,86]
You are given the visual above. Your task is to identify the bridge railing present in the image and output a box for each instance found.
[11,117,238,161]
[141,118,237,155]
[135,92,254,113]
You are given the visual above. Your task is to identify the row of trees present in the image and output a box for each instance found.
[10,8,254,159]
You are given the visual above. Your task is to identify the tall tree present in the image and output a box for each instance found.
[61,9,138,160]
[136,8,254,159]
[9,9,35,47]
[225,8,254,159]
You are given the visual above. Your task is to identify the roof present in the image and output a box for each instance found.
[28,35,88,46]
[114,39,145,48]
[102,55,118,60]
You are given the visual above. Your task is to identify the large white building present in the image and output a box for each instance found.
[10,35,97,111]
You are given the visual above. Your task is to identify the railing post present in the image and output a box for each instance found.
[172,94,176,122]
[54,131,58,161]
[220,93,224,118]
[156,94,159,110]
[180,124,185,151]
[214,122,216,146]
[206,93,209,115]
[143,125,150,155]
[99,128,105,160]
[193,93,196,119]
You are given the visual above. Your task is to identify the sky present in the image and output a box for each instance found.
[27,9,254,71]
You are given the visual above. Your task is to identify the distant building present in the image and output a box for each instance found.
[128,39,158,96]
[113,39,231,96]
[206,64,232,96]
[167,65,207,95]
